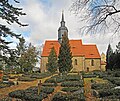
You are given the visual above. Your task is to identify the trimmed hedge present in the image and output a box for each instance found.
[18,76,36,81]
[91,83,116,90]
[0,81,14,88]
[61,81,83,87]
[52,92,85,101]
[61,87,80,92]
[83,74,97,78]
[30,72,52,79]
[9,90,25,99]
[103,77,120,86]
[99,89,120,99]
[40,87,54,94]
[65,75,81,81]
[42,83,57,87]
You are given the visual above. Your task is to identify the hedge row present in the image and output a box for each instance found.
[61,81,83,87]
[52,92,85,101]
[103,77,120,86]
[0,81,14,88]
[91,82,116,90]
[99,88,120,99]
[9,86,54,101]
[61,87,80,92]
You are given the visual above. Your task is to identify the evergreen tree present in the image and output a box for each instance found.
[19,43,38,72]
[0,0,27,66]
[58,32,73,74]
[106,44,113,70]
[114,42,120,69]
[46,47,57,74]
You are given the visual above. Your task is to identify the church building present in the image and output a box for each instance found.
[40,12,101,72]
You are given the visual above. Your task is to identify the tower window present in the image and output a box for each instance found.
[91,59,94,66]
[75,59,77,65]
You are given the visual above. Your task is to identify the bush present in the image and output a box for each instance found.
[91,82,116,90]
[45,78,56,83]
[9,90,25,99]
[18,76,36,81]
[24,93,47,101]
[52,92,85,101]
[65,75,81,81]
[0,81,14,88]
[103,77,120,86]
[61,81,83,87]
[31,72,52,79]
[83,74,96,78]
[40,87,54,94]
[51,75,66,83]
[61,87,79,92]
[42,83,57,87]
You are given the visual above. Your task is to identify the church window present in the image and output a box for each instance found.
[91,59,94,66]
[75,59,77,65]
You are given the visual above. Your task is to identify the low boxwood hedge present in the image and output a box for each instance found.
[91,82,116,90]
[0,81,14,88]
[17,76,36,81]
[99,88,120,99]
[61,81,83,87]
[65,75,81,81]
[9,90,25,99]
[42,83,57,87]
[61,87,80,92]
[83,74,97,78]
[52,92,85,101]
[40,87,54,94]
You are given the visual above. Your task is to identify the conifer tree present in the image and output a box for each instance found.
[106,44,113,70]
[58,32,73,74]
[0,0,27,65]
[46,47,57,74]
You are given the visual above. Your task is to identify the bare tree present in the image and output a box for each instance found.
[70,0,120,35]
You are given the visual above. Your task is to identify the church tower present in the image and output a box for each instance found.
[58,11,68,43]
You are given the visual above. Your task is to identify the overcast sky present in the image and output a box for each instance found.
[1,0,120,54]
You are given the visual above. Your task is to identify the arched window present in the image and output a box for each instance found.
[75,59,77,65]
[91,59,94,66]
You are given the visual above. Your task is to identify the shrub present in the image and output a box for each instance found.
[40,87,54,94]
[45,78,56,83]
[17,76,36,81]
[31,72,52,79]
[25,86,38,94]
[42,83,57,87]
[61,87,79,92]
[9,90,25,99]
[61,81,83,87]
[65,75,81,81]
[24,93,47,101]
[91,82,116,90]
[103,77,120,86]
[0,81,14,88]
[52,92,85,101]
[83,74,96,78]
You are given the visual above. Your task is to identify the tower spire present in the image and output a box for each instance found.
[58,11,68,43]
[62,10,64,21]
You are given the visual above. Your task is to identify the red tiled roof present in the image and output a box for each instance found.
[82,45,100,58]
[41,40,60,56]
[41,40,100,58]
